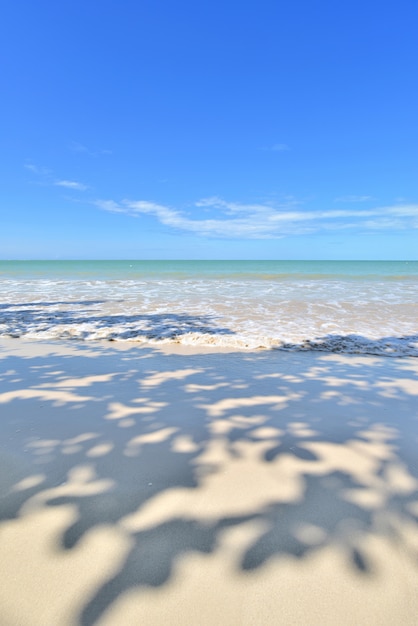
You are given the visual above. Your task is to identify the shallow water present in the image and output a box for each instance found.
[1,260,417,356]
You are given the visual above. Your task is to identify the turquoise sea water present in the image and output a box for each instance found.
[2,259,418,279]
[1,260,417,355]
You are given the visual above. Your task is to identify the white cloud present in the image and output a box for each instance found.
[96,199,123,213]
[55,180,88,191]
[96,198,418,239]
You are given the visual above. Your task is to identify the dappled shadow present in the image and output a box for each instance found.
[0,341,417,624]
[241,471,374,571]
[0,300,234,340]
[1,300,418,357]
[0,300,109,309]
[278,332,418,357]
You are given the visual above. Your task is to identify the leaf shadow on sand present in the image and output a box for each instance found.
[0,300,234,340]
[0,339,417,624]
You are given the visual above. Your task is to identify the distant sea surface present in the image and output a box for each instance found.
[1,260,417,356]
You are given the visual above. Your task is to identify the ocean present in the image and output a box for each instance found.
[1,260,417,356]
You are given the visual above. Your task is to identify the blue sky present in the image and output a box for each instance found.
[1,0,417,259]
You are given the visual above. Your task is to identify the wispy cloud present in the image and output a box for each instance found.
[24,163,52,176]
[271,143,289,152]
[54,180,88,191]
[24,162,88,191]
[69,141,112,156]
[96,197,418,239]
[261,143,289,152]
[335,195,374,202]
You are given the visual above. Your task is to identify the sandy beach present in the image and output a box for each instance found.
[0,337,417,625]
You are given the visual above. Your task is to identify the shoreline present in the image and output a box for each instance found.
[1,333,417,358]
[1,338,417,625]
[2,258,417,357]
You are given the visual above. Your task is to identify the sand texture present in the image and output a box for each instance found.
[0,338,417,625]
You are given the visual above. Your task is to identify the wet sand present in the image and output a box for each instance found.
[0,338,417,625]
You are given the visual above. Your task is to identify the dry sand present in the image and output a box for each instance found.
[0,337,417,625]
